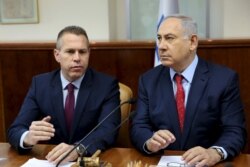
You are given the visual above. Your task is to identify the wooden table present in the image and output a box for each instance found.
[0,143,250,167]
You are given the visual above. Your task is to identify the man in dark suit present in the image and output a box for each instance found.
[130,15,246,167]
[8,26,120,164]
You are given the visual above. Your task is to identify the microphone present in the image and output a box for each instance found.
[75,110,136,166]
[84,110,136,152]
[56,98,136,167]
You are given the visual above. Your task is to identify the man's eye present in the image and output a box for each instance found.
[67,50,75,54]
[157,36,162,44]
[166,36,174,41]
[79,50,87,54]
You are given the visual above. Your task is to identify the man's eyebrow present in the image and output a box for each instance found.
[157,33,177,38]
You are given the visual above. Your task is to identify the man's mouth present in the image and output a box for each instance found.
[71,66,83,70]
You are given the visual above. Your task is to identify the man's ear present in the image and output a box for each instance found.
[54,49,60,63]
[190,34,198,51]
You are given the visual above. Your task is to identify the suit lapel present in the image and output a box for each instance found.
[159,67,182,148]
[181,59,209,148]
[69,69,92,142]
[50,71,69,140]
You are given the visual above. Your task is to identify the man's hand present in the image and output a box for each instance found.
[182,146,222,167]
[46,143,78,164]
[23,116,55,147]
[145,130,176,153]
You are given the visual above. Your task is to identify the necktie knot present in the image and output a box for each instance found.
[174,74,184,84]
[67,83,75,93]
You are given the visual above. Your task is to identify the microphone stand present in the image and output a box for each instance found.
[74,110,136,167]
[79,153,84,167]
[55,98,136,167]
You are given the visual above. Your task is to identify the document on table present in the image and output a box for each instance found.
[0,157,7,161]
[158,156,193,167]
[21,158,75,167]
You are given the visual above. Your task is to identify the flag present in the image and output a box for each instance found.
[154,0,179,67]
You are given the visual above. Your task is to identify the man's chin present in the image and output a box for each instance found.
[69,72,84,80]
[160,61,173,67]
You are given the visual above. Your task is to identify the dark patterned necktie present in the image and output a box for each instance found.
[175,74,185,132]
[65,83,75,132]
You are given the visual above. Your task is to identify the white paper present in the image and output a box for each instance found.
[0,157,7,161]
[21,158,75,167]
[158,156,193,167]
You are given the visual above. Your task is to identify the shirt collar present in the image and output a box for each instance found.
[170,55,198,83]
[60,71,84,89]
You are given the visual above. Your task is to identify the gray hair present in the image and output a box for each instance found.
[56,25,89,49]
[164,14,197,38]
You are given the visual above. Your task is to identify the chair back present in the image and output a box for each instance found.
[116,82,133,147]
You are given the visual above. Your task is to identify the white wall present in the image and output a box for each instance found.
[223,0,250,38]
[209,0,224,38]
[0,0,110,42]
[180,0,208,38]
[130,0,158,40]
[1,0,250,42]
[114,0,129,40]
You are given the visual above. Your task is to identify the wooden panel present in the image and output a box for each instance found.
[0,40,250,153]
[0,61,5,141]
[89,43,154,93]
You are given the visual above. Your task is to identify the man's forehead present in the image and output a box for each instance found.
[158,18,182,34]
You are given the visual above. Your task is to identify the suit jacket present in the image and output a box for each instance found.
[130,58,246,159]
[8,68,121,155]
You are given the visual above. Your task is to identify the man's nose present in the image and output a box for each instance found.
[158,40,167,49]
[73,52,81,60]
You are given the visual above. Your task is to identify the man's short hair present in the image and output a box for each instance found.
[56,25,89,49]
